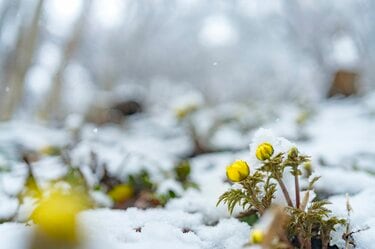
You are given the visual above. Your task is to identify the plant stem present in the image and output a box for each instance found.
[300,190,310,211]
[242,178,265,215]
[294,174,300,209]
[344,194,351,249]
[277,178,294,207]
[305,224,313,249]
[321,233,328,249]
[320,227,327,249]
[248,187,265,215]
[235,209,257,219]
[297,235,304,249]
[305,238,312,249]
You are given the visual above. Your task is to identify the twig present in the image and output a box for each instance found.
[277,178,294,207]
[344,193,353,249]
[235,209,257,219]
[294,174,300,209]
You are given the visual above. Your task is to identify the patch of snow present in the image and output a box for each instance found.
[0,194,19,220]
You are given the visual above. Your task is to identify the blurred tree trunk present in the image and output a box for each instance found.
[39,0,92,122]
[0,1,20,86]
[0,0,44,120]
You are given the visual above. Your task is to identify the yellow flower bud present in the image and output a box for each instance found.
[226,160,250,182]
[250,229,264,244]
[303,162,312,177]
[288,147,298,158]
[108,184,134,203]
[175,105,197,119]
[40,145,61,156]
[31,191,87,242]
[255,143,274,161]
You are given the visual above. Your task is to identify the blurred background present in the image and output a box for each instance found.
[0,0,374,122]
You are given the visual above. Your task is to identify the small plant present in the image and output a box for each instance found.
[174,160,198,189]
[217,140,345,249]
[157,160,198,206]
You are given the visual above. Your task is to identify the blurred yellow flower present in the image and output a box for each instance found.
[255,143,274,161]
[39,145,61,156]
[175,105,197,119]
[108,184,134,203]
[250,229,264,244]
[226,160,250,182]
[31,191,87,242]
[23,175,42,199]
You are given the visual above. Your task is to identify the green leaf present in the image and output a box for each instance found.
[240,214,259,226]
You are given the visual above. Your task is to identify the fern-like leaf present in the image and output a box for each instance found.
[217,189,249,215]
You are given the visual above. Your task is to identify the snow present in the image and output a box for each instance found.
[167,189,229,224]
[0,163,27,196]
[157,179,185,196]
[0,223,32,249]
[0,93,375,248]
[32,157,68,183]
[90,191,113,208]
[0,194,18,220]
[16,197,38,222]
[0,122,69,153]
[329,189,375,249]
[0,207,249,249]
[301,100,375,164]
[315,166,375,195]
[79,208,248,249]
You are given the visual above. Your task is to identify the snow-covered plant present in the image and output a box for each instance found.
[219,158,275,216]
[217,130,345,249]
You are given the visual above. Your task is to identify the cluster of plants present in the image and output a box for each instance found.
[4,145,197,224]
[217,142,345,249]
[7,146,197,248]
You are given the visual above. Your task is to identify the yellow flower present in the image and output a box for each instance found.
[175,105,197,119]
[108,184,134,203]
[31,191,88,242]
[40,145,61,156]
[226,160,250,182]
[250,229,264,244]
[255,143,274,161]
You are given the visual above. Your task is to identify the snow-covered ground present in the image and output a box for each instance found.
[0,93,374,249]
